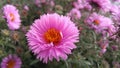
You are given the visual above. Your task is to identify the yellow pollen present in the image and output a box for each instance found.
[44,28,61,45]
[7,60,15,68]
[10,13,15,22]
[93,19,100,25]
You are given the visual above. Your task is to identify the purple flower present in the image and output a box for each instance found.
[26,13,79,63]
[1,54,22,68]
[111,45,118,51]
[3,4,21,30]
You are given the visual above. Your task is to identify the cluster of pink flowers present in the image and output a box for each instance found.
[73,0,111,12]
[71,0,120,55]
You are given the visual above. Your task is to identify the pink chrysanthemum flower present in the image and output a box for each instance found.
[3,4,21,30]
[73,0,88,9]
[1,54,22,68]
[85,13,115,34]
[86,0,111,12]
[26,13,79,63]
[67,8,81,20]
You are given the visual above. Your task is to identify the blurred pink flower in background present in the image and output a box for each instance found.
[73,0,88,9]
[24,5,29,11]
[34,0,55,7]
[99,40,109,55]
[3,4,21,30]
[26,13,79,63]
[67,8,81,20]
[86,0,111,12]
[100,48,107,54]
[111,45,118,51]
[112,0,120,2]
[34,0,46,7]
[1,54,22,68]
[49,0,55,7]
[85,13,115,35]
[110,5,120,25]
[73,0,92,11]
[73,0,111,12]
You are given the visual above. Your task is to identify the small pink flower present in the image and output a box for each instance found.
[3,4,21,30]
[49,0,55,7]
[1,54,22,68]
[67,8,81,20]
[26,13,79,63]
[73,0,88,9]
[100,48,107,54]
[34,0,46,7]
[24,5,29,11]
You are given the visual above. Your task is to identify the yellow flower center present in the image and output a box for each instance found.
[93,19,100,25]
[44,28,62,45]
[10,13,15,22]
[7,60,15,68]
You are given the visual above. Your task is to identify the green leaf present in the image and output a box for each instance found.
[30,59,39,65]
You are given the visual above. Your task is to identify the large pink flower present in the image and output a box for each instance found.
[3,4,21,30]
[26,13,79,63]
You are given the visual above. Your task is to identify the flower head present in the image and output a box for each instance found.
[3,4,21,30]
[73,0,88,9]
[85,13,115,34]
[1,54,22,68]
[34,0,47,7]
[24,5,29,11]
[26,13,79,63]
[67,8,81,20]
